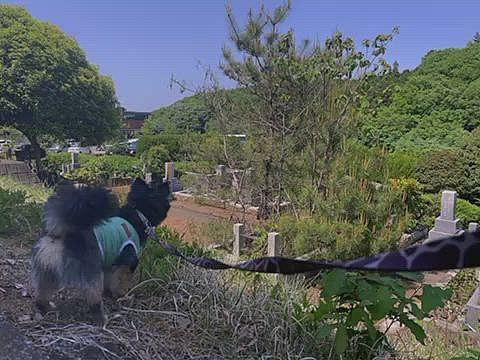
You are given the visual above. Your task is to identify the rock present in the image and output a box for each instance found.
[17,314,32,323]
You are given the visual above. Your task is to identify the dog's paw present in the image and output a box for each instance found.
[89,303,107,326]
[34,301,56,315]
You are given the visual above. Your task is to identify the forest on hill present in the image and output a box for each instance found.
[147,39,480,152]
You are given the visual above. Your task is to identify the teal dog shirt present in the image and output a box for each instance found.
[93,217,140,267]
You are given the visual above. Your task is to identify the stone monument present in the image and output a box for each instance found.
[427,190,464,242]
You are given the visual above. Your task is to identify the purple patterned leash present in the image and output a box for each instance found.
[138,211,480,274]
[154,231,480,274]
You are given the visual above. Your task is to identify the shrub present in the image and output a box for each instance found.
[174,160,212,177]
[457,199,480,224]
[0,188,42,236]
[138,226,206,283]
[43,152,97,173]
[385,151,420,178]
[294,269,452,359]
[419,193,480,227]
[43,153,143,184]
[416,149,480,204]
[136,134,181,159]
[141,145,169,176]
[68,155,142,185]
[0,176,51,203]
[43,152,72,173]
[179,132,226,167]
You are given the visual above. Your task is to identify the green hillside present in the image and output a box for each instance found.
[360,40,480,151]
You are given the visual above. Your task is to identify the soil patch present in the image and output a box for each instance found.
[163,200,256,244]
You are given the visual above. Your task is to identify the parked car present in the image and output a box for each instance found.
[67,146,91,154]
[66,139,78,147]
[105,143,128,155]
[127,138,138,155]
[91,145,106,156]
[47,144,67,153]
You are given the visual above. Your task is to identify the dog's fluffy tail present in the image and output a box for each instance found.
[43,185,118,237]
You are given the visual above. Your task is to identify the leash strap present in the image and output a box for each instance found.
[136,211,480,274]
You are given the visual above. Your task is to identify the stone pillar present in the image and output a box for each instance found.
[267,232,281,257]
[427,190,464,242]
[469,222,479,233]
[71,152,80,170]
[465,287,480,330]
[145,172,153,185]
[61,164,69,175]
[163,162,176,193]
[470,223,480,282]
[216,165,226,176]
[233,223,244,260]
[164,162,174,182]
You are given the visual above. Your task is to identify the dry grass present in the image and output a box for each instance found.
[21,264,321,359]
[390,319,480,359]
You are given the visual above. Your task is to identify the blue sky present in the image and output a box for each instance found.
[2,0,479,111]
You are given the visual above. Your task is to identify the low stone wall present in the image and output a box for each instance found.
[174,191,258,217]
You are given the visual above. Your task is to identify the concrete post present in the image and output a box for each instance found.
[145,172,153,184]
[469,222,479,233]
[470,223,480,283]
[233,223,244,260]
[427,190,464,242]
[164,162,175,194]
[267,232,281,257]
[466,287,480,330]
[71,152,80,170]
[164,162,174,181]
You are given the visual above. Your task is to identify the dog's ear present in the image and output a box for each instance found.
[132,178,146,186]
[131,178,148,190]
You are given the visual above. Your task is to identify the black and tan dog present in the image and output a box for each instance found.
[31,178,170,323]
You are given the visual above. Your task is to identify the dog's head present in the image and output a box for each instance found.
[127,178,171,226]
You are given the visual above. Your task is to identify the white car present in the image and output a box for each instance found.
[48,144,66,153]
[67,146,80,153]
[91,146,106,155]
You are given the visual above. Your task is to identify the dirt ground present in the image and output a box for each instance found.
[163,199,256,244]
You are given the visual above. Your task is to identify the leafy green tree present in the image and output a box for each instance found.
[361,41,480,151]
[215,1,396,217]
[0,5,121,171]
[143,93,211,134]
[416,148,480,204]
[141,145,170,176]
[136,134,181,158]
[143,88,252,135]
[473,32,480,43]
[179,131,226,166]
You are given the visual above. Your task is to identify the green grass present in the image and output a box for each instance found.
[392,320,479,359]
[0,176,51,203]
[138,226,207,282]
